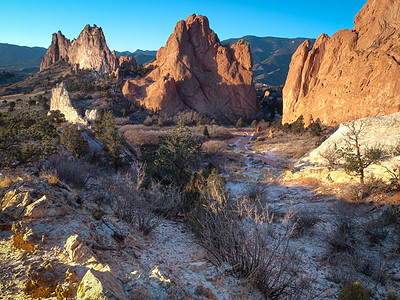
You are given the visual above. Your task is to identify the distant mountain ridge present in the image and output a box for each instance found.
[115,50,157,66]
[0,43,47,73]
[222,36,315,86]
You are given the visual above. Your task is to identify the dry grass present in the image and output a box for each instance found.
[120,124,168,147]
[0,174,14,188]
[202,140,228,156]
[251,131,319,160]
[40,168,58,186]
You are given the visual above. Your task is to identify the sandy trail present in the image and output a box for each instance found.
[234,130,281,168]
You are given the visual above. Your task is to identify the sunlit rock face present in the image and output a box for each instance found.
[283,0,400,126]
[40,25,136,73]
[122,14,260,118]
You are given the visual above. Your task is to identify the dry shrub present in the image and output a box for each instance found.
[296,177,322,186]
[209,125,233,140]
[40,168,58,186]
[340,184,363,202]
[293,209,319,237]
[327,200,358,254]
[190,179,301,298]
[202,140,227,156]
[0,174,14,188]
[174,110,206,126]
[293,146,309,159]
[319,145,340,168]
[48,151,92,190]
[97,174,161,236]
[122,125,167,147]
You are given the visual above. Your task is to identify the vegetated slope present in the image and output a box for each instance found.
[222,36,315,86]
[0,43,47,73]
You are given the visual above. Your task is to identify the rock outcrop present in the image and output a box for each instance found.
[122,14,259,118]
[50,81,97,125]
[40,25,136,73]
[283,0,400,126]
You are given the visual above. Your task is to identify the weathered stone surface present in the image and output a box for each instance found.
[50,81,86,124]
[301,112,400,166]
[65,234,97,264]
[1,190,32,220]
[123,14,259,118]
[283,0,400,126]
[76,269,128,300]
[41,24,136,74]
[25,261,60,298]
[12,221,36,251]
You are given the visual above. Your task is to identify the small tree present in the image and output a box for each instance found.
[202,125,210,138]
[340,121,383,185]
[236,117,244,129]
[251,120,258,129]
[94,111,126,168]
[61,124,89,157]
[309,122,322,136]
[151,123,202,186]
[8,101,15,112]
[157,117,163,127]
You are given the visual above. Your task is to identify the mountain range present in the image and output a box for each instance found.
[0,36,315,86]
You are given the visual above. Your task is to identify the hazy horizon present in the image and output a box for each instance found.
[1,0,366,52]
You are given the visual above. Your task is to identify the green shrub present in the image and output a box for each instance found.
[338,282,370,300]
[8,101,16,112]
[235,117,244,129]
[290,115,304,134]
[146,122,202,187]
[251,119,258,129]
[315,136,328,147]
[94,111,126,168]
[310,122,322,136]
[0,110,60,165]
[60,125,89,157]
[28,99,36,106]
[202,125,209,138]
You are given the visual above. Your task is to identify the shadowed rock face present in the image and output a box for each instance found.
[40,25,136,73]
[283,0,400,126]
[123,14,260,118]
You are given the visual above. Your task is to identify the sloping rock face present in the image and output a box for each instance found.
[122,14,259,118]
[283,0,400,126]
[50,81,98,125]
[40,25,136,73]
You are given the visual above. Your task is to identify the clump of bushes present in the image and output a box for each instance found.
[0,110,62,165]
[60,124,89,157]
[338,282,370,300]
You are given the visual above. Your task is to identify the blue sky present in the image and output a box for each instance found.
[1,0,367,52]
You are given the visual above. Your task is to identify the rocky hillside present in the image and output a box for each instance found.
[40,25,136,74]
[223,36,314,86]
[283,0,400,126]
[123,14,260,119]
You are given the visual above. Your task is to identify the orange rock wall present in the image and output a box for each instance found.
[283,0,400,126]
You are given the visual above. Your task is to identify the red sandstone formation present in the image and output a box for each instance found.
[122,14,259,118]
[283,0,400,126]
[41,25,136,73]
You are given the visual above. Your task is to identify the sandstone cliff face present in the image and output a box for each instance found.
[41,25,136,73]
[122,14,259,118]
[50,81,97,125]
[283,0,400,126]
